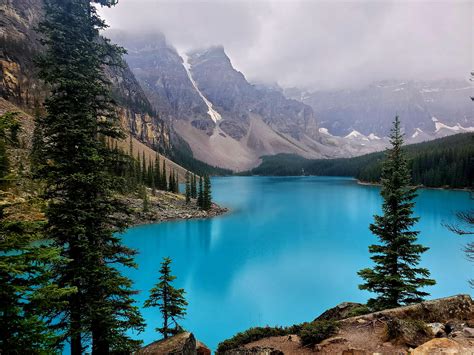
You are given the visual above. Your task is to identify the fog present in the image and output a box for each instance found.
[99,0,472,90]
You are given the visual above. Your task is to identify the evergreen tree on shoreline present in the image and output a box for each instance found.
[155,155,161,190]
[185,171,191,203]
[203,175,212,210]
[358,116,435,311]
[197,176,203,208]
[37,0,144,352]
[191,173,197,198]
[162,160,167,191]
[144,258,188,339]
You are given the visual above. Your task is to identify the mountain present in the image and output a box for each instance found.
[286,80,473,138]
[109,33,330,171]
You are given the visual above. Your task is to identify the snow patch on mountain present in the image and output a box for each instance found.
[412,128,423,138]
[345,130,369,141]
[180,52,222,123]
[368,133,381,140]
[319,127,331,135]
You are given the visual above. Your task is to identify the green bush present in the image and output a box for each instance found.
[216,326,292,353]
[346,305,371,318]
[385,318,432,347]
[299,320,339,347]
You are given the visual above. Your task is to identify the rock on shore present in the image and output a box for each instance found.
[220,295,474,354]
[120,189,228,226]
[136,332,211,354]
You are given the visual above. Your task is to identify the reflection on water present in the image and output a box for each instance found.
[121,176,472,351]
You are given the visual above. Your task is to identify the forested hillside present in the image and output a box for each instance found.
[248,133,473,188]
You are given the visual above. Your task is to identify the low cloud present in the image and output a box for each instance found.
[99,0,472,90]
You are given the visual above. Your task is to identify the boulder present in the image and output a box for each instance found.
[343,295,474,325]
[137,332,210,355]
[462,327,474,338]
[196,340,211,355]
[427,322,446,337]
[412,338,467,354]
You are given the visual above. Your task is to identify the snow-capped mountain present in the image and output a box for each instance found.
[285,80,473,138]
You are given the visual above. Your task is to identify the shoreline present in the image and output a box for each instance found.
[356,179,472,192]
[121,190,229,227]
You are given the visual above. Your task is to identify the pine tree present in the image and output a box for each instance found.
[0,112,20,186]
[0,209,74,353]
[168,170,173,192]
[142,185,150,212]
[144,257,188,339]
[174,170,179,193]
[358,116,435,311]
[154,155,162,190]
[37,1,145,353]
[136,152,142,185]
[190,173,197,198]
[142,151,147,184]
[162,160,167,191]
[203,175,212,210]
[148,160,154,188]
[185,171,191,203]
[31,113,46,176]
[0,115,74,352]
[197,176,204,208]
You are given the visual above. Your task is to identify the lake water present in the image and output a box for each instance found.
[121,176,473,351]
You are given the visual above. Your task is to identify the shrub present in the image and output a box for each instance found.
[385,318,432,347]
[347,305,371,318]
[216,326,292,353]
[299,320,338,347]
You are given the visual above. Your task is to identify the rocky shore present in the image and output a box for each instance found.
[121,189,229,226]
[219,295,474,354]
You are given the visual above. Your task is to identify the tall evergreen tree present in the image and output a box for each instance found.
[0,115,74,353]
[162,160,167,191]
[136,152,142,185]
[154,155,162,190]
[190,173,197,198]
[0,112,20,186]
[37,1,144,353]
[144,258,188,339]
[185,171,191,203]
[174,170,179,194]
[197,176,204,208]
[168,170,174,192]
[358,116,435,311]
[142,151,147,184]
[202,175,212,210]
[0,208,74,353]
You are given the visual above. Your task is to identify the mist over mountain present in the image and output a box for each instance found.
[98,1,471,91]
[106,28,473,171]
[285,80,473,137]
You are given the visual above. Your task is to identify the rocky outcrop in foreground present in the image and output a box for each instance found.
[223,295,474,354]
[136,332,211,355]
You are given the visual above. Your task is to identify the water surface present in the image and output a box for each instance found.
[122,176,472,350]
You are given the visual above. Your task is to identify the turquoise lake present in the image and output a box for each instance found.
[121,176,473,350]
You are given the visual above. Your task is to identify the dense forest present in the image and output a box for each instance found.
[247,133,473,188]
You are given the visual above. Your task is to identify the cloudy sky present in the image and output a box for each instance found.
[99,0,472,90]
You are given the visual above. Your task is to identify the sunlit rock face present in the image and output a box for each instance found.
[0,0,171,153]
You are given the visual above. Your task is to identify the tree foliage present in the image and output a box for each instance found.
[249,133,474,189]
[144,257,188,339]
[37,0,144,353]
[358,117,435,311]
